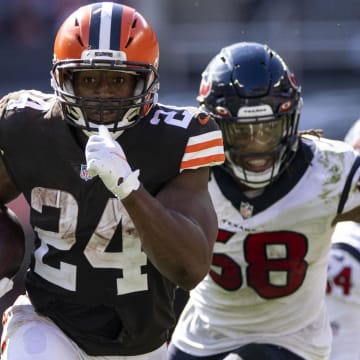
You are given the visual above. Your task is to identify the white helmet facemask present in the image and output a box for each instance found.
[226,149,283,189]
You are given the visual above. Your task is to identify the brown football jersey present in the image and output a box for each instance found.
[0,89,224,355]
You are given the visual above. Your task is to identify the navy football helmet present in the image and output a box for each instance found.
[198,42,302,188]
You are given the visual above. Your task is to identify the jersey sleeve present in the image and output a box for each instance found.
[338,154,360,215]
[180,109,225,171]
[0,90,53,118]
[0,91,20,120]
[328,221,360,304]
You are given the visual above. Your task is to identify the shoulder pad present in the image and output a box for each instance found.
[0,90,54,119]
[0,90,24,118]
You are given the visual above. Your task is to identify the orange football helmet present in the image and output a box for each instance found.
[51,2,160,138]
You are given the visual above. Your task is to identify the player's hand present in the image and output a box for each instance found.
[85,125,140,199]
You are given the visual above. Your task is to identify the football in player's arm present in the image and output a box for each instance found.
[0,2,224,359]
[168,42,360,360]
[0,207,25,298]
[326,119,360,360]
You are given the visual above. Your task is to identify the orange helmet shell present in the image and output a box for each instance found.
[51,2,160,137]
[53,2,159,68]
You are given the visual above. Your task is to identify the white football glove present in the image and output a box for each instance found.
[85,125,140,200]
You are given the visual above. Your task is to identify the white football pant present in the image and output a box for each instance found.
[1,295,167,360]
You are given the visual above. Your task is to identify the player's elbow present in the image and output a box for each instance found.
[175,262,210,291]
[176,233,214,290]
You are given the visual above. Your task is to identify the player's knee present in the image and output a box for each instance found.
[2,323,77,359]
[8,325,48,358]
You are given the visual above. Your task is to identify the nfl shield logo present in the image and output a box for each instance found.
[80,164,93,181]
[240,201,254,219]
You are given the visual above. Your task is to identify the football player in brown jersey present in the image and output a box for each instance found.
[0,2,225,359]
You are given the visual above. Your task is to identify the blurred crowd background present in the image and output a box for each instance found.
[1,0,360,136]
[0,0,360,335]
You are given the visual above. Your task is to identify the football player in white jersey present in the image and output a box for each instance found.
[168,42,360,360]
[326,118,360,360]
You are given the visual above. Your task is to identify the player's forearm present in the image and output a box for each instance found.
[0,158,21,204]
[122,186,214,290]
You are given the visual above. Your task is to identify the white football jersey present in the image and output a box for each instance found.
[326,221,360,360]
[171,136,360,360]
